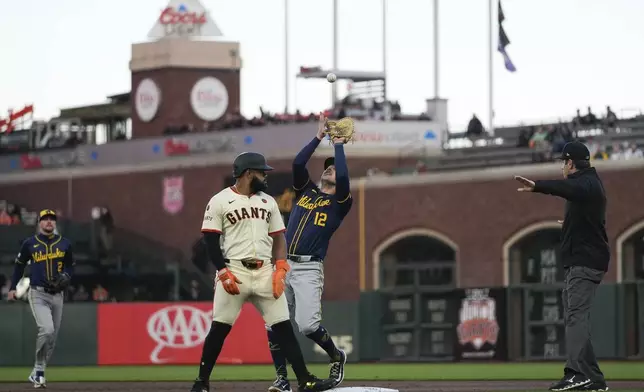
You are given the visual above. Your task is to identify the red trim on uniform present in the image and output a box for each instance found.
[202,228,222,234]
[230,186,254,197]
[269,228,286,235]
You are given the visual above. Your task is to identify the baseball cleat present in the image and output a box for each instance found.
[190,378,209,392]
[268,375,292,392]
[549,374,591,391]
[297,374,335,392]
[28,374,46,389]
[578,381,609,391]
[328,349,347,387]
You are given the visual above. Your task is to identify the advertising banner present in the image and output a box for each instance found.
[454,288,507,361]
[317,121,444,150]
[97,302,271,365]
[379,288,508,361]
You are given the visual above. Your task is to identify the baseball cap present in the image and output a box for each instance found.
[38,209,57,221]
[324,157,335,170]
[559,141,590,161]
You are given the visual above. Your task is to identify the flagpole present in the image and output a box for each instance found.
[488,0,495,136]
[332,0,339,106]
[433,0,439,97]
[382,0,387,102]
[284,0,289,113]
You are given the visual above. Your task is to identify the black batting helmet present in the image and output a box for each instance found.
[232,152,274,178]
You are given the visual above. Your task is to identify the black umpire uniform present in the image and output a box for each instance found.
[531,141,609,391]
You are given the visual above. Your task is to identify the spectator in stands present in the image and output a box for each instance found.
[585,107,598,125]
[414,160,428,175]
[73,285,89,301]
[625,143,644,159]
[610,143,623,160]
[529,127,552,162]
[588,141,609,161]
[92,206,114,261]
[517,127,534,148]
[548,125,569,154]
[466,114,485,139]
[366,167,388,177]
[189,279,210,301]
[132,286,152,301]
[0,208,12,225]
[92,284,109,302]
[604,106,618,127]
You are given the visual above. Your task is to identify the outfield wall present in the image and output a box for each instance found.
[0,284,642,366]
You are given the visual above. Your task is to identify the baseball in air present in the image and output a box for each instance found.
[327,73,337,83]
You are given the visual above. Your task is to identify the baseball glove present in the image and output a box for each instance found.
[324,117,355,144]
[45,272,71,293]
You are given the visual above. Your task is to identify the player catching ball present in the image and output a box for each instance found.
[190,152,335,392]
[267,114,354,392]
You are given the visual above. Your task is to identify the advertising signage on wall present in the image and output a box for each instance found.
[97,302,271,365]
[380,288,508,361]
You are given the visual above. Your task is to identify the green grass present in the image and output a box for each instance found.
[0,362,643,382]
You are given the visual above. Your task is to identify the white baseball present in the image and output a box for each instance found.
[327,73,337,83]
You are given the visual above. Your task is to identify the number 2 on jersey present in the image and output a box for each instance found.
[314,212,327,227]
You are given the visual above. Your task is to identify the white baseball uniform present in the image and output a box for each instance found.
[202,186,289,327]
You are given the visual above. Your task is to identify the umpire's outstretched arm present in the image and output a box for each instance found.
[534,178,589,201]
[292,137,321,191]
[333,143,350,202]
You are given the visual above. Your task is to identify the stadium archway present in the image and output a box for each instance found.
[502,221,562,286]
[616,220,644,282]
[372,228,458,290]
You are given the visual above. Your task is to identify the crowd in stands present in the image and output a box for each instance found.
[162,97,430,136]
[0,201,39,226]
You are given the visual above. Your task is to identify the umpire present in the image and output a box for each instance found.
[514,141,609,392]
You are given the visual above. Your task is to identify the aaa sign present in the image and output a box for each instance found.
[97,302,271,365]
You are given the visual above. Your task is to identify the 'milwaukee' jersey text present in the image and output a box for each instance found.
[202,186,285,261]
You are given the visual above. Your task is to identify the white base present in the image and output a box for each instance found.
[329,388,399,392]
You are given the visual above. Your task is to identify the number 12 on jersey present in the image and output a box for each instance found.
[314,212,327,227]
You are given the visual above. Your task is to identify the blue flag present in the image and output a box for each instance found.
[497,0,516,72]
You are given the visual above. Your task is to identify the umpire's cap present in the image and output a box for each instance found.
[559,141,590,161]
[324,157,335,170]
[38,209,57,221]
[232,152,274,178]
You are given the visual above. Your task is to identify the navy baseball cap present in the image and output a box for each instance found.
[559,141,590,161]
[324,157,335,170]
[38,209,57,221]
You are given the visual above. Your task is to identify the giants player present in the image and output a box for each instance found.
[190,152,335,392]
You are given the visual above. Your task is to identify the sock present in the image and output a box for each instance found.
[306,326,342,361]
[267,328,289,379]
[197,322,232,382]
[270,321,311,383]
[36,371,44,378]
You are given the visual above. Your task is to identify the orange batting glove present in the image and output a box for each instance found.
[217,267,242,295]
[272,260,290,299]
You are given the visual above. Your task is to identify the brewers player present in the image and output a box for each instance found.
[267,114,352,392]
[190,152,335,392]
[7,209,74,389]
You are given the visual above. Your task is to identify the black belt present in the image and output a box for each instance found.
[288,255,323,263]
[225,259,265,270]
[32,286,59,295]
